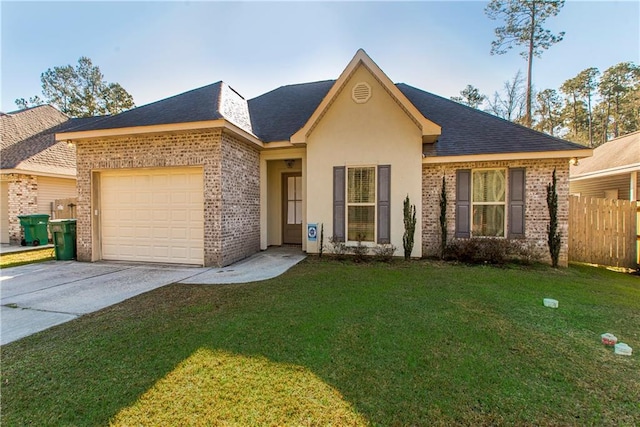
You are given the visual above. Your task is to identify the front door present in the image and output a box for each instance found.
[282,173,302,245]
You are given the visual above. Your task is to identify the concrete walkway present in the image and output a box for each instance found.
[0,247,305,345]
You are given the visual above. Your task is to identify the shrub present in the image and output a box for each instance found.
[510,240,545,265]
[444,238,543,266]
[445,238,514,265]
[439,176,447,259]
[351,234,369,263]
[328,235,348,260]
[546,168,561,267]
[318,224,324,259]
[403,195,416,260]
[372,244,396,263]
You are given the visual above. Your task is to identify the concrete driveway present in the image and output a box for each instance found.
[1,247,305,345]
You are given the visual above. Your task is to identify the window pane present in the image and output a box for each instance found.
[295,176,302,200]
[473,170,505,203]
[472,205,505,237]
[348,167,375,203]
[288,176,295,200]
[287,201,296,224]
[348,206,375,241]
[295,201,302,224]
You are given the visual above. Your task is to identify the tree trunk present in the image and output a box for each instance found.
[572,93,579,137]
[525,3,535,128]
[587,93,593,147]
[603,100,611,143]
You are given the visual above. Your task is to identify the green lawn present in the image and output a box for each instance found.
[1,259,639,426]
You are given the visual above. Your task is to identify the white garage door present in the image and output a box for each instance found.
[100,167,204,265]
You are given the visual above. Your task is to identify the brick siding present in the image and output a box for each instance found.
[3,174,39,244]
[75,129,260,267]
[422,159,570,267]
[220,131,261,265]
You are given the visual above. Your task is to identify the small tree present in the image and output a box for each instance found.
[318,223,324,258]
[403,195,417,260]
[546,168,561,267]
[439,176,448,259]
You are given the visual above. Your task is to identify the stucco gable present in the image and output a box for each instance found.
[291,49,441,145]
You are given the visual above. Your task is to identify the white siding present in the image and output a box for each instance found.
[36,177,77,218]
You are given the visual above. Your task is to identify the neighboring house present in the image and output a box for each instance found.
[56,50,591,267]
[0,105,101,244]
[570,131,639,201]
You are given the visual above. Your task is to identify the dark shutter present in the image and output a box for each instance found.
[333,166,346,242]
[377,165,391,244]
[508,168,526,239]
[455,169,471,238]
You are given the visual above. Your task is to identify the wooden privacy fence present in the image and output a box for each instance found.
[52,198,78,220]
[569,195,637,269]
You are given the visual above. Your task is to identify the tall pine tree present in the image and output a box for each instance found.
[485,0,565,128]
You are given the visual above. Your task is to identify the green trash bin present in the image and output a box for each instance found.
[49,219,77,260]
[18,214,50,246]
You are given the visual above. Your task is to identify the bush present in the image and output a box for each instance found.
[372,244,396,263]
[328,235,348,260]
[351,234,369,263]
[444,238,543,266]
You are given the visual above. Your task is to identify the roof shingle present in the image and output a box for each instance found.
[72,82,224,132]
[395,84,586,156]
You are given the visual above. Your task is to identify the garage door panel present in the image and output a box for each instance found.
[101,167,204,265]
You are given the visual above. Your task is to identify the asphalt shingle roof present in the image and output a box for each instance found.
[1,108,105,172]
[60,78,587,158]
[247,80,335,142]
[570,130,640,177]
[395,83,586,156]
[1,105,67,149]
[72,82,224,132]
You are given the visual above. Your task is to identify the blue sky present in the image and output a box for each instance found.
[1,1,638,112]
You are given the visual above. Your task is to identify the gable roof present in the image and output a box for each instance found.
[248,80,335,142]
[1,105,68,149]
[289,49,441,144]
[570,131,640,179]
[396,84,589,159]
[56,49,592,160]
[1,107,104,176]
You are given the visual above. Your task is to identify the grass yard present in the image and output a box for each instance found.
[0,247,55,268]
[1,259,639,426]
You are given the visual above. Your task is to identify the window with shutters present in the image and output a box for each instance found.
[347,166,376,242]
[471,169,506,237]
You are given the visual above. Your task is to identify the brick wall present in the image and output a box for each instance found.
[75,129,260,267]
[3,174,39,244]
[220,131,261,265]
[422,158,570,267]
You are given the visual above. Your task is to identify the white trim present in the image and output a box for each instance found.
[423,149,593,164]
[291,49,441,145]
[56,119,264,148]
[346,165,377,243]
[470,168,507,238]
[0,169,76,180]
[570,163,640,181]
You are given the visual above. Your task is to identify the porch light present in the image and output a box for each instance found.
[569,157,579,166]
[284,159,295,169]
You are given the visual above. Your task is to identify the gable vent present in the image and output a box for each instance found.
[352,82,372,104]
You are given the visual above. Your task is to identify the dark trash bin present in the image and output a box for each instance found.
[49,219,77,260]
[18,214,50,246]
